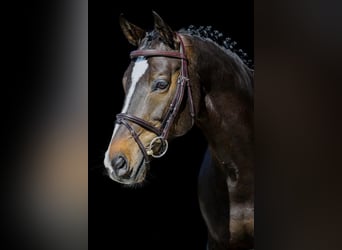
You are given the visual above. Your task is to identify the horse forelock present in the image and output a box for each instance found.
[139,30,177,51]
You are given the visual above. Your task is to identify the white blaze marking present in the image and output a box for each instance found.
[104,57,148,168]
[103,150,112,171]
[109,57,148,141]
[122,57,148,113]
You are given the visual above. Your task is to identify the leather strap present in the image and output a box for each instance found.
[130,50,187,60]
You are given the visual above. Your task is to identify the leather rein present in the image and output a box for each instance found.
[115,34,195,164]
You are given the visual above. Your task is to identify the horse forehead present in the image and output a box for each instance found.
[126,57,169,77]
[131,58,149,84]
[121,58,149,113]
[150,57,174,71]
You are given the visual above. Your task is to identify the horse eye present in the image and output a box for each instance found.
[153,79,169,90]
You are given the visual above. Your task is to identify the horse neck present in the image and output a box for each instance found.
[187,35,254,168]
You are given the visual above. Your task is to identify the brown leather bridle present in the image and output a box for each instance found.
[115,34,195,165]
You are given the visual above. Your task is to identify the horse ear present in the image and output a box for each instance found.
[119,14,146,46]
[152,11,177,49]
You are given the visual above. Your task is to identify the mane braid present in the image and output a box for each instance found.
[179,25,254,69]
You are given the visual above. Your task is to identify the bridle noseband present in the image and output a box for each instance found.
[115,34,195,164]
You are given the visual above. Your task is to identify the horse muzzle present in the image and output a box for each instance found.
[104,146,148,185]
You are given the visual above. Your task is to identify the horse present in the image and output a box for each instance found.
[104,11,254,250]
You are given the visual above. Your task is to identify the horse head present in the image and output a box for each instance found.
[104,11,197,185]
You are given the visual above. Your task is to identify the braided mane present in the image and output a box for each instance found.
[179,25,254,69]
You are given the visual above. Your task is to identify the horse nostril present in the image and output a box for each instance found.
[111,155,129,177]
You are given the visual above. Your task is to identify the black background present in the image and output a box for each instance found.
[4,1,342,250]
[89,2,253,250]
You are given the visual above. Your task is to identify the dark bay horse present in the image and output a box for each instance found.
[104,11,254,250]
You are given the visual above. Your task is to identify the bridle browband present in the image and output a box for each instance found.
[115,34,195,165]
